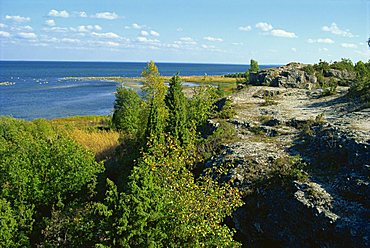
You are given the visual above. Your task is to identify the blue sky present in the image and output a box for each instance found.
[0,0,369,64]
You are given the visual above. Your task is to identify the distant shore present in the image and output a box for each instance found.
[63,75,239,84]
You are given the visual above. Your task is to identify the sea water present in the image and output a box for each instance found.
[0,61,274,120]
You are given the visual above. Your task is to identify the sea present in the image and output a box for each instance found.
[0,61,275,120]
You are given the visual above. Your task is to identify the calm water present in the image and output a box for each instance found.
[0,61,275,120]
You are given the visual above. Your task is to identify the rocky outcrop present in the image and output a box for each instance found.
[207,85,370,247]
[324,69,356,81]
[249,63,317,89]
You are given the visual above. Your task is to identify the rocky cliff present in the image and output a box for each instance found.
[208,84,369,247]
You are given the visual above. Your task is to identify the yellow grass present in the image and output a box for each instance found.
[49,116,120,161]
[69,129,120,161]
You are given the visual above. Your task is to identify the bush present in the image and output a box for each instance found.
[112,86,143,135]
[0,117,103,244]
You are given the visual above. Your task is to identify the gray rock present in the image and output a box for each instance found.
[250,63,316,89]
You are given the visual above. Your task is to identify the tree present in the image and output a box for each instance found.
[165,75,190,145]
[112,86,143,136]
[94,139,243,247]
[249,59,259,73]
[142,61,168,148]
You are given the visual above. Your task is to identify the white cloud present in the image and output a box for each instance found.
[140,30,149,36]
[174,37,197,47]
[291,48,297,52]
[179,37,194,42]
[150,30,160,37]
[341,43,357,49]
[307,38,334,44]
[11,25,33,31]
[73,25,102,33]
[0,31,11,38]
[270,29,297,38]
[255,22,273,31]
[137,36,159,43]
[232,42,244,46]
[46,27,69,32]
[5,15,31,22]
[94,12,118,20]
[201,44,216,49]
[95,41,120,47]
[203,36,223,42]
[322,23,353,37]
[238,25,252,32]
[91,32,120,39]
[176,27,183,32]
[132,23,143,29]
[45,19,56,27]
[61,38,81,43]
[17,32,37,39]
[0,23,8,28]
[78,11,88,18]
[48,9,70,18]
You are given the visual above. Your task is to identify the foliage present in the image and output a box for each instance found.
[143,61,168,148]
[330,58,354,72]
[0,117,103,245]
[302,64,315,76]
[320,78,338,97]
[249,59,259,73]
[188,86,218,128]
[95,138,243,247]
[112,86,143,136]
[349,60,370,104]
[1,61,244,246]
[165,75,191,146]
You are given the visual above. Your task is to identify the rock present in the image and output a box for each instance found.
[249,63,316,89]
[324,69,356,81]
[207,83,370,247]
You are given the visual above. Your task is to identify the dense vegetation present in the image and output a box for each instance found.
[0,61,242,247]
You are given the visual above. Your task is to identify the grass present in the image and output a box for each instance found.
[48,115,111,130]
[69,129,120,161]
[48,115,120,161]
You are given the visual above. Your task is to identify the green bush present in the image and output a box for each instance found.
[0,117,103,245]
[112,86,144,136]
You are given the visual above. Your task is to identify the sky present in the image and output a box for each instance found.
[0,0,369,64]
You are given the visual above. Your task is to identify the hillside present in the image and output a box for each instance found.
[207,64,369,247]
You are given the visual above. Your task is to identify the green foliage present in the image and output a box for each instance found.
[0,117,103,245]
[165,75,190,146]
[0,198,18,247]
[95,138,243,247]
[320,78,338,97]
[330,58,354,72]
[188,86,218,127]
[249,59,259,73]
[302,64,315,75]
[217,99,237,119]
[112,86,143,135]
[349,60,370,104]
[143,61,168,148]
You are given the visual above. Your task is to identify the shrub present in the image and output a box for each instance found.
[112,86,143,135]
[0,117,103,244]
